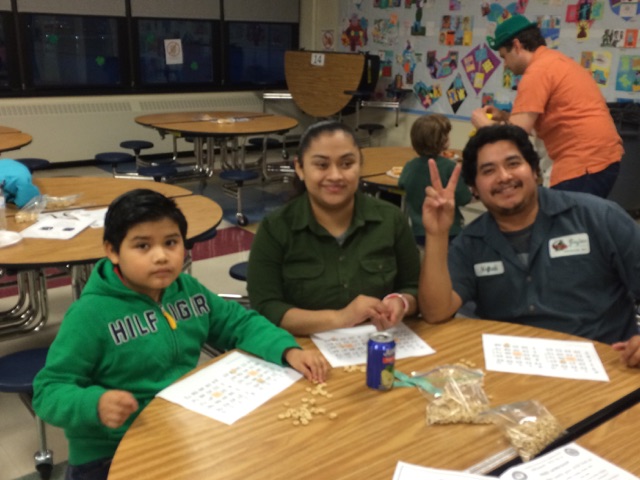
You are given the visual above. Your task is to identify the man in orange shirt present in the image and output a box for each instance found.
[471,15,623,198]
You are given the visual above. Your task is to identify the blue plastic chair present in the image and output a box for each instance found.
[0,348,53,479]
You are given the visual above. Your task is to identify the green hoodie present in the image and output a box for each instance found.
[33,257,301,466]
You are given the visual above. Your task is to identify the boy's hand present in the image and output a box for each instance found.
[98,390,139,429]
[284,349,330,383]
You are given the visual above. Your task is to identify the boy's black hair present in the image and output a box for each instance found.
[461,124,540,187]
[103,189,188,253]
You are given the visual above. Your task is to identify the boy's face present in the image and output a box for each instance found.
[105,218,185,302]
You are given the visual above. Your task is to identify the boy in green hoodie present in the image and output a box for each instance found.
[33,189,329,480]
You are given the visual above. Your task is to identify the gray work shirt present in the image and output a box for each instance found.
[449,187,640,344]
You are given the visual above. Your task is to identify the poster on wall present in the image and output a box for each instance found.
[461,43,501,94]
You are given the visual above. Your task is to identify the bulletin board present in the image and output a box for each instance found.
[333,0,640,119]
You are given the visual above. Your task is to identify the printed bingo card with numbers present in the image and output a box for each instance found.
[157,351,302,425]
[311,322,435,368]
[482,334,609,382]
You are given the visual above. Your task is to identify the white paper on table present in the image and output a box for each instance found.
[482,334,609,382]
[156,351,302,425]
[20,216,94,240]
[501,442,638,480]
[311,323,435,368]
[393,462,495,480]
[42,208,108,228]
[393,443,637,480]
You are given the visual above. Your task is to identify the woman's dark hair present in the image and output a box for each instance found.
[461,124,540,186]
[103,189,188,253]
[292,120,361,197]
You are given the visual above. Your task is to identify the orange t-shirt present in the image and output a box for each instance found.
[512,46,623,186]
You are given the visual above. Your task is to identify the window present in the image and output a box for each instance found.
[22,13,125,89]
[135,18,219,87]
[225,21,297,88]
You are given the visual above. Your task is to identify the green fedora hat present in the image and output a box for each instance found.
[487,15,537,50]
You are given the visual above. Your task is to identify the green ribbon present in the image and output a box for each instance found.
[393,370,442,396]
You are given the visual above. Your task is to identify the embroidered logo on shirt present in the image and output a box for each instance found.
[548,233,590,258]
[474,261,505,277]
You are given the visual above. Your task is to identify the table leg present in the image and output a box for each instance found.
[0,269,49,340]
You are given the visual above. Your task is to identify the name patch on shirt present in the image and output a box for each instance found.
[474,261,505,277]
[548,233,590,258]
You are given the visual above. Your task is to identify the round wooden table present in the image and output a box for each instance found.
[0,130,32,153]
[109,318,640,480]
[135,111,299,176]
[0,177,222,340]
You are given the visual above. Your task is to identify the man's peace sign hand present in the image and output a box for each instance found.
[421,158,462,237]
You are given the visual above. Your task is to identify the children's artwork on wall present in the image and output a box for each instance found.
[481,2,524,23]
[338,0,640,117]
[427,50,459,78]
[624,29,638,48]
[411,0,426,35]
[576,19,591,40]
[380,50,395,77]
[372,17,400,45]
[616,54,640,91]
[342,14,369,52]
[439,15,474,45]
[321,30,335,51]
[536,15,562,49]
[399,40,418,84]
[482,92,494,106]
[446,73,467,113]
[612,28,626,47]
[414,80,443,108]
[502,67,521,90]
[462,43,501,94]
[581,50,612,86]
[609,0,640,20]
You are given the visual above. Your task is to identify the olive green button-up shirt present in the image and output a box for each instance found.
[247,191,420,325]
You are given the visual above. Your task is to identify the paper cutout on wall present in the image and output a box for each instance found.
[400,41,418,84]
[439,15,473,46]
[374,0,402,8]
[461,43,500,94]
[536,15,561,49]
[414,80,442,108]
[450,0,461,11]
[581,50,612,86]
[372,17,400,45]
[379,50,394,77]
[503,67,521,90]
[616,54,640,92]
[481,1,527,22]
[609,0,640,20]
[446,73,467,113]
[321,30,335,51]
[342,14,369,52]
[427,50,459,79]
[411,0,426,35]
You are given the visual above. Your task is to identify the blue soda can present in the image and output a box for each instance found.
[366,331,396,390]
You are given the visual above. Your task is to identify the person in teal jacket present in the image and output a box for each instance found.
[0,159,40,207]
[33,189,328,480]
[399,114,472,244]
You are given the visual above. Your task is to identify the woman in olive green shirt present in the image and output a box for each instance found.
[247,121,420,336]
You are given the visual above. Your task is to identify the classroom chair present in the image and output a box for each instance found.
[119,140,154,167]
[0,347,53,480]
[218,261,250,309]
[219,169,260,226]
[94,151,135,178]
[183,227,218,276]
[16,158,51,173]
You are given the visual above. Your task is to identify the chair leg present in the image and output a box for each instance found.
[235,181,248,226]
[34,416,53,479]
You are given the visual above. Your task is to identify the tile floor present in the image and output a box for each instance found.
[0,158,486,480]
